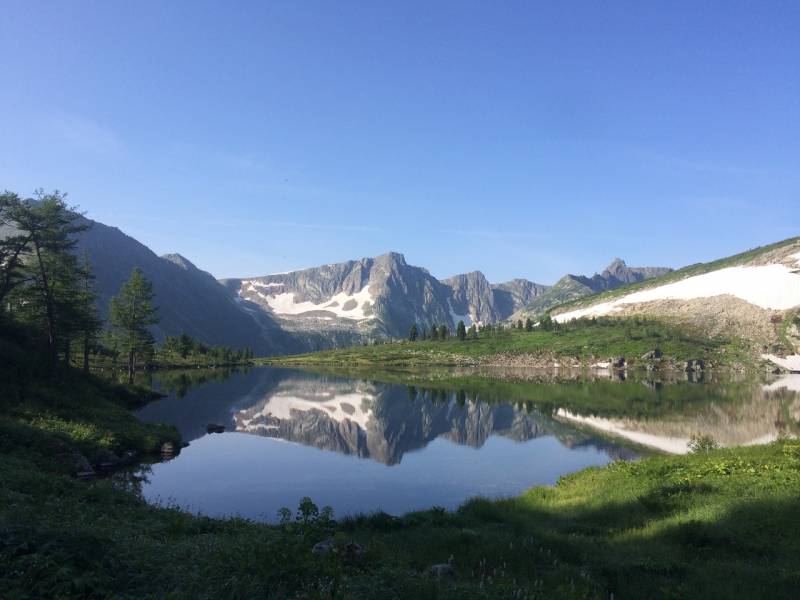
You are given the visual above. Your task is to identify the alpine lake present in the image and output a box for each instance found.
[124,365,800,522]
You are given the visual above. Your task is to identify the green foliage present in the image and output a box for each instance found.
[109,268,159,383]
[456,320,466,341]
[408,323,418,342]
[689,434,720,454]
[2,190,97,373]
[157,333,252,367]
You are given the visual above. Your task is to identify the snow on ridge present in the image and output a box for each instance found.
[762,354,800,372]
[447,298,473,328]
[554,263,800,322]
[254,285,375,320]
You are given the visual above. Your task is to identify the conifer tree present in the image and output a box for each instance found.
[8,191,89,371]
[456,320,466,341]
[409,323,418,342]
[110,268,159,383]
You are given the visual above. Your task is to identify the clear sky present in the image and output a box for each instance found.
[1,1,798,284]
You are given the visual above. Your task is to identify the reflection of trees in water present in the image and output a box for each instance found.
[91,366,248,397]
[152,367,247,397]
[112,463,154,498]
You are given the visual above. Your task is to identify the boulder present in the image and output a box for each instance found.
[70,452,95,479]
[611,357,626,369]
[429,556,455,580]
[641,349,663,360]
[94,448,121,469]
[343,541,366,561]
[684,359,706,372]
[312,538,334,555]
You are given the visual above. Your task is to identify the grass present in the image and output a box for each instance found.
[265,317,750,369]
[3,320,800,598]
[3,432,800,598]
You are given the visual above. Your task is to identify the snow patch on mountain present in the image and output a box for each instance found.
[555,263,800,322]
[249,284,376,320]
[762,354,800,372]
[447,298,473,327]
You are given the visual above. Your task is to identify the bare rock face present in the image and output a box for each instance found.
[227,252,549,341]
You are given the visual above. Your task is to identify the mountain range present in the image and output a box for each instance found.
[2,212,674,355]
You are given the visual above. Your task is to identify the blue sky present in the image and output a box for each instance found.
[1,1,798,283]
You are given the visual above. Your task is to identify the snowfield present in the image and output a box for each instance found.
[762,354,800,372]
[554,259,800,322]
[242,283,376,320]
[447,298,474,328]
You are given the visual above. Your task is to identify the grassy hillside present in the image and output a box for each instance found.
[266,317,750,370]
[3,321,800,598]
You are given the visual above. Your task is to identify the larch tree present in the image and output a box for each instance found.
[8,191,89,371]
[110,267,159,384]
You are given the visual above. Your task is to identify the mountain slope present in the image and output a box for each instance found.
[225,253,554,341]
[512,259,672,320]
[551,237,800,356]
[73,219,300,355]
[224,252,456,343]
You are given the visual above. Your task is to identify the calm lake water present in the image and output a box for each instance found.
[132,367,800,521]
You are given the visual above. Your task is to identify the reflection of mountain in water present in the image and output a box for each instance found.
[234,377,622,465]
[555,375,800,454]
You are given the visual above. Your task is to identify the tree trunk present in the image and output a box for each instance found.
[127,350,135,385]
[82,333,90,373]
[32,239,57,372]
[64,336,71,367]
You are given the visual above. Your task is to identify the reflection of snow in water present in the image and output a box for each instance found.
[556,409,691,454]
[238,391,374,430]
[763,374,800,393]
[557,377,800,454]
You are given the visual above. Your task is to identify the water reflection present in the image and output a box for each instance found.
[554,375,800,453]
[133,368,800,520]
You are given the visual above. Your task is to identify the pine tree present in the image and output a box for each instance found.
[438,324,448,340]
[517,319,523,330]
[429,324,437,341]
[110,268,159,384]
[456,320,467,341]
[525,317,533,332]
[409,323,418,342]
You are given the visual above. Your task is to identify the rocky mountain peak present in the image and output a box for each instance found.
[162,253,199,271]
